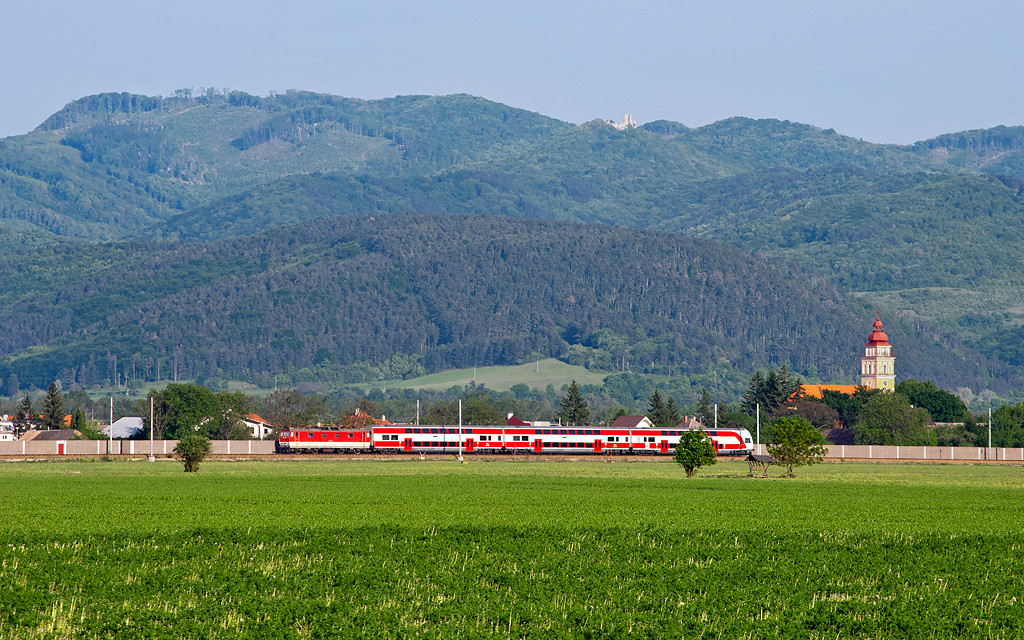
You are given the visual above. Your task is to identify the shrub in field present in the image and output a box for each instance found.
[174,435,212,473]
[768,417,826,477]
[674,429,717,477]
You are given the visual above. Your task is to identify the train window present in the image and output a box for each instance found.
[584,430,592,435]
[405,428,412,434]
[541,429,549,435]
[535,429,542,434]
[307,433,313,437]
[661,431,667,436]
[412,428,420,434]
[557,429,565,435]
[745,438,752,443]
[709,431,717,436]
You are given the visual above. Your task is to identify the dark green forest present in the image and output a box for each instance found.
[2,89,1024,403]
[0,213,1015,398]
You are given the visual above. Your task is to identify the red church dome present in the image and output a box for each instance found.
[865,314,889,346]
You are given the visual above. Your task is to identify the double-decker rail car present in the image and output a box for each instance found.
[374,425,475,453]
[668,427,754,455]
[277,427,372,452]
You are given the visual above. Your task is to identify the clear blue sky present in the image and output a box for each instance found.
[3,0,1022,144]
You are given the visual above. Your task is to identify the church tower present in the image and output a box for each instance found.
[861,314,895,390]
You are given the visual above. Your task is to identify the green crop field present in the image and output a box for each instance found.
[2,459,1023,639]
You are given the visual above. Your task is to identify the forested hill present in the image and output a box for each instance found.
[1,213,1010,393]
[4,89,1024,392]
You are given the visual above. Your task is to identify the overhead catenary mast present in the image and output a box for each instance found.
[458,399,464,462]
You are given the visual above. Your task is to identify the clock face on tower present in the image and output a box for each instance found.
[882,380,888,386]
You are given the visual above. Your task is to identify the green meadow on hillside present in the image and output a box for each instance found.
[1,459,1022,638]
[364,358,608,393]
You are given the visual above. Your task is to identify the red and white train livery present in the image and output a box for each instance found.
[278,424,753,455]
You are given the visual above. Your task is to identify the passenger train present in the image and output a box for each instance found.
[278,424,754,455]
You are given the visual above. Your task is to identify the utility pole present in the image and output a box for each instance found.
[148,396,155,462]
[108,397,113,455]
[416,399,420,426]
[714,404,718,430]
[756,403,760,452]
[458,399,464,462]
[988,407,992,460]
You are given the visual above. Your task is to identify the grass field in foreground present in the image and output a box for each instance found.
[2,459,1023,638]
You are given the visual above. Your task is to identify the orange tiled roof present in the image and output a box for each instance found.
[354,408,393,425]
[800,384,861,399]
[244,413,270,424]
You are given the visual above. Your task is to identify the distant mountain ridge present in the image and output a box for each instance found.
[6,89,1024,243]
[3,89,1024,393]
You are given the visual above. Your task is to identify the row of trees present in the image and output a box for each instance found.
[12,369,1021,451]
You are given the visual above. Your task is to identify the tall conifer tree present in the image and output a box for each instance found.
[557,380,590,426]
[696,387,714,428]
[14,394,33,435]
[42,382,64,430]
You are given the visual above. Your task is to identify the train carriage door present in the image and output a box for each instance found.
[594,439,602,452]
[403,438,413,452]
[466,438,475,453]
[533,439,543,453]
[660,440,669,453]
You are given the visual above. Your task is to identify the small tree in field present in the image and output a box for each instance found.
[674,430,717,478]
[174,434,212,473]
[767,417,827,477]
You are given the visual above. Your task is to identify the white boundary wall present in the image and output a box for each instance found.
[753,444,1024,461]
[0,440,275,456]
